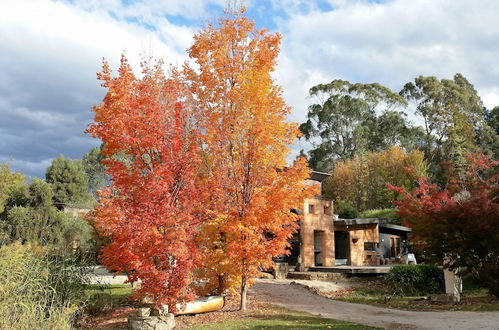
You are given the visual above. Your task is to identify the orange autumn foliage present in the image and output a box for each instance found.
[187,9,311,310]
[325,146,427,211]
[86,57,203,311]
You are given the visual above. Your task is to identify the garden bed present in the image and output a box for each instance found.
[310,278,499,311]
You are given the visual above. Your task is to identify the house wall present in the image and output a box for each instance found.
[300,196,382,268]
[300,197,335,268]
[346,224,379,266]
[377,228,409,260]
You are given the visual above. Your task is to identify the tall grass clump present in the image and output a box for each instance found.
[0,242,89,329]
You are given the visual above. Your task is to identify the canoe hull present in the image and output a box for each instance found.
[175,296,225,315]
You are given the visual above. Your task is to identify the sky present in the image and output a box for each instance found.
[1,0,499,179]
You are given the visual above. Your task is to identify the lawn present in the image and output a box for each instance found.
[85,284,133,312]
[320,279,499,311]
[180,303,378,330]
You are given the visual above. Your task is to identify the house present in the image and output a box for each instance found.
[290,171,411,270]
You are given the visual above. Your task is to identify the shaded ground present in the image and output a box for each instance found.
[79,293,375,329]
[252,279,499,330]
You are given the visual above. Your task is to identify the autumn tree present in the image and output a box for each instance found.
[324,146,427,212]
[187,9,310,310]
[388,154,499,297]
[0,163,27,214]
[86,57,203,310]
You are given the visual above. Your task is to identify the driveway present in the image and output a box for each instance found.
[251,279,499,330]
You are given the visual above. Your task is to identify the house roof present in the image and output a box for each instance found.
[309,171,331,182]
[334,218,379,226]
[379,223,412,232]
[334,217,412,232]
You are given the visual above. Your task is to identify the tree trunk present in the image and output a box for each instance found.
[215,273,226,295]
[240,276,248,311]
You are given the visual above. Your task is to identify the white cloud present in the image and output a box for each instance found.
[274,0,499,125]
[1,0,498,177]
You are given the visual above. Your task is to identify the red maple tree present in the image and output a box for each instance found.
[86,57,203,310]
[388,154,499,296]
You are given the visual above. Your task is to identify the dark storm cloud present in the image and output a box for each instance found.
[0,0,191,178]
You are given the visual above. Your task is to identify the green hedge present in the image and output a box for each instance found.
[386,264,444,296]
[358,208,401,224]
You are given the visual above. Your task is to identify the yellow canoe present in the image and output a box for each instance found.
[175,296,225,315]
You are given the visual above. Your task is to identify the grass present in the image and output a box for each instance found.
[184,304,379,330]
[331,282,499,311]
[84,284,133,314]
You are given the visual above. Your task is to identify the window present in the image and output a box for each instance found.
[308,204,315,214]
[324,205,331,215]
[364,242,376,252]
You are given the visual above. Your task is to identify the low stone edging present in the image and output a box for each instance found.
[128,307,175,330]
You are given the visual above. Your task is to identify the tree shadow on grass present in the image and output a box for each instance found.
[245,313,376,329]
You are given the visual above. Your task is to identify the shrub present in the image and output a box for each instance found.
[0,242,89,329]
[336,201,358,219]
[358,208,401,224]
[386,264,444,296]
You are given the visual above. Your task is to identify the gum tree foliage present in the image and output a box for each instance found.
[478,106,499,160]
[82,146,107,197]
[388,154,499,297]
[187,9,311,310]
[299,80,419,171]
[400,74,491,181]
[86,57,204,311]
[486,106,499,134]
[45,155,90,206]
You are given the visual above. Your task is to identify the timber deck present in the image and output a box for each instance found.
[307,265,393,274]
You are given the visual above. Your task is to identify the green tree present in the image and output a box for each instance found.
[300,80,410,171]
[486,106,499,134]
[0,164,27,213]
[400,74,486,180]
[371,110,426,152]
[82,146,106,197]
[45,155,90,206]
[0,178,93,251]
[478,106,499,160]
[1,179,66,246]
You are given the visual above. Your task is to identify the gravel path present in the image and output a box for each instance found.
[251,279,499,330]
